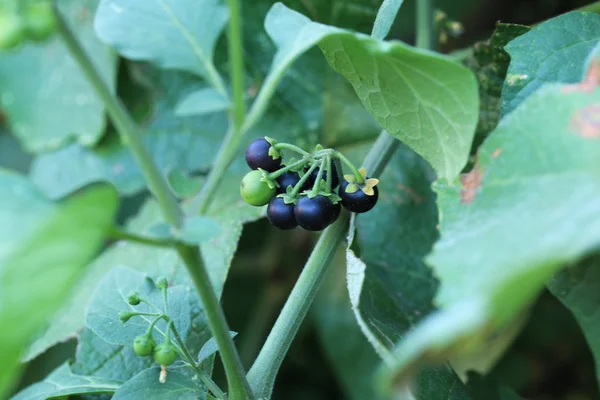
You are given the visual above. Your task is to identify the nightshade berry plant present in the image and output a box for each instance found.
[4,0,600,399]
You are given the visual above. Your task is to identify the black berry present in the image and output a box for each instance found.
[275,171,301,194]
[267,197,297,230]
[245,138,281,172]
[295,195,336,231]
[339,180,379,213]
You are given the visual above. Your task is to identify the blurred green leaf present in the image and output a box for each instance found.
[198,332,237,364]
[501,11,600,115]
[175,88,230,117]
[0,0,117,152]
[166,168,203,199]
[112,368,205,400]
[465,23,530,136]
[86,266,191,346]
[95,0,227,87]
[371,0,404,40]
[11,363,122,400]
[466,372,524,400]
[0,172,117,397]
[547,255,600,387]
[256,3,478,180]
[379,54,600,389]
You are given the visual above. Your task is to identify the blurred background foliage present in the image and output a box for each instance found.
[2,0,599,399]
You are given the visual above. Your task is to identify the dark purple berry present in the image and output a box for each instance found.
[275,171,301,194]
[267,197,298,230]
[339,179,379,213]
[245,138,281,172]
[294,195,336,231]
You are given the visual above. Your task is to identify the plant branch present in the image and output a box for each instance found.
[53,6,183,228]
[55,7,252,400]
[226,0,246,131]
[108,226,176,248]
[416,0,436,50]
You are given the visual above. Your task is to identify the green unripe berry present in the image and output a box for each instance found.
[23,1,56,41]
[127,291,142,306]
[0,10,24,50]
[118,311,133,323]
[156,276,168,290]
[133,335,156,357]
[240,170,276,206]
[154,343,177,366]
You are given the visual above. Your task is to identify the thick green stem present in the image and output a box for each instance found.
[246,214,350,399]
[53,7,183,228]
[176,245,254,400]
[226,0,246,131]
[55,7,252,399]
[416,0,435,50]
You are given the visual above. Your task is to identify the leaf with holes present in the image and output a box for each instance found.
[378,48,600,390]
[0,0,117,152]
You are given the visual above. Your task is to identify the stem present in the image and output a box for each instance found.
[226,0,246,131]
[176,245,254,400]
[53,6,183,228]
[334,151,365,183]
[290,162,319,199]
[246,214,350,399]
[310,158,326,196]
[169,321,228,400]
[55,7,252,399]
[267,158,309,180]
[108,226,176,248]
[325,155,332,194]
[579,1,600,13]
[273,143,312,157]
[416,0,436,50]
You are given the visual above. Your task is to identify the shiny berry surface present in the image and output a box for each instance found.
[245,138,281,172]
[267,197,297,230]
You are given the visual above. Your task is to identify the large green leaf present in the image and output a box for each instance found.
[252,3,478,180]
[112,368,205,400]
[0,172,118,397]
[547,255,600,386]
[95,0,228,90]
[501,11,600,115]
[11,363,122,400]
[378,54,600,390]
[0,0,117,152]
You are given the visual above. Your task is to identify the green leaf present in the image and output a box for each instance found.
[342,144,469,397]
[466,372,525,400]
[501,11,600,115]
[167,168,203,199]
[256,3,478,180]
[175,88,230,116]
[0,0,117,152]
[112,367,206,400]
[179,216,222,245]
[86,266,191,346]
[547,254,600,387]
[11,363,122,400]
[464,23,530,136]
[379,57,600,389]
[371,0,404,40]
[95,0,227,86]
[0,173,118,396]
[198,332,238,364]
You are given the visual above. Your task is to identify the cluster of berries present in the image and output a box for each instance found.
[240,137,379,231]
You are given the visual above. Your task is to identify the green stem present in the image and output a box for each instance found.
[55,7,251,399]
[416,0,436,50]
[108,226,176,248]
[176,245,254,400]
[325,155,332,194]
[226,0,246,131]
[310,158,326,196]
[246,214,350,399]
[579,1,600,13]
[273,143,312,157]
[290,162,319,199]
[334,151,365,184]
[53,6,183,228]
[267,158,310,180]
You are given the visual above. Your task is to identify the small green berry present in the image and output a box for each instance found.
[118,311,133,323]
[127,291,142,306]
[154,343,177,366]
[156,276,168,290]
[133,334,156,357]
[23,1,56,41]
[240,170,276,206]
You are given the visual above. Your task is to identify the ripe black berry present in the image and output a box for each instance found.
[339,180,379,213]
[245,138,281,172]
[294,195,335,231]
[330,201,341,224]
[275,171,301,194]
[267,197,297,230]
